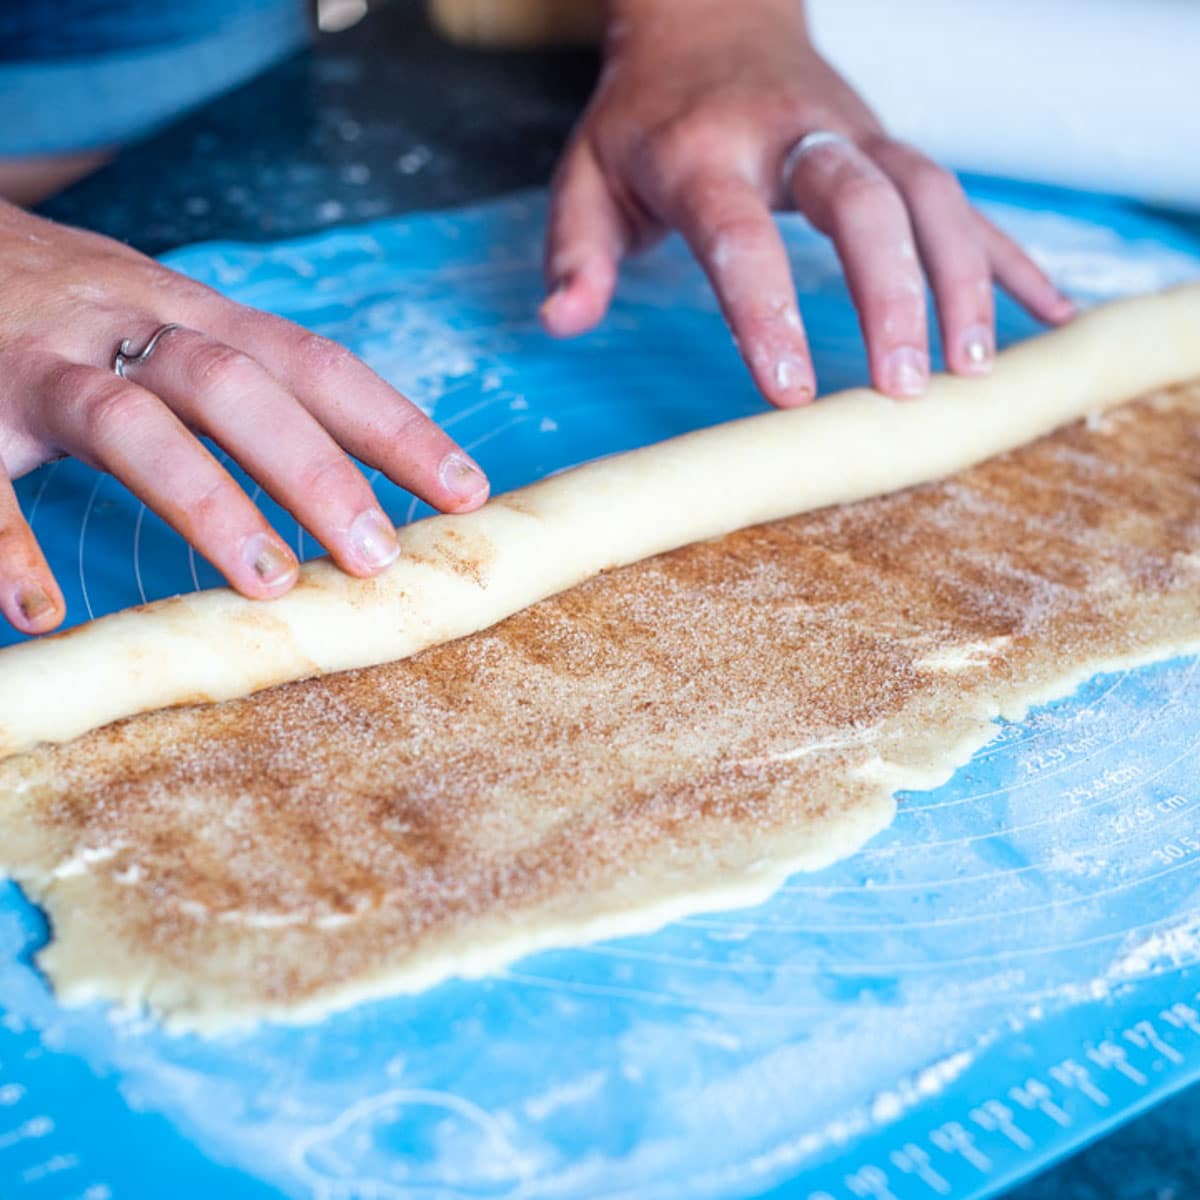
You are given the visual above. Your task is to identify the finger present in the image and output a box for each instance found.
[0,469,64,634]
[788,137,929,398]
[40,363,299,599]
[541,138,631,338]
[202,312,490,515]
[670,170,815,407]
[120,326,404,576]
[869,141,996,377]
[978,215,1077,325]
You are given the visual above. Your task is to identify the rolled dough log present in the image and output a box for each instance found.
[2,284,1199,758]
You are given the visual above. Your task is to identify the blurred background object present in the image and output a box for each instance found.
[806,0,1200,212]
[427,0,602,47]
[318,0,371,31]
[425,0,1200,210]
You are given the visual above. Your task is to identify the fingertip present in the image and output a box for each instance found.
[538,289,578,338]
[983,221,1077,328]
[1022,293,1076,330]
[878,345,930,399]
[948,323,995,378]
[540,277,610,339]
[764,353,817,408]
[1015,274,1077,326]
[236,532,300,598]
[740,309,817,408]
[436,451,491,513]
[1046,292,1078,324]
[7,577,65,635]
[342,508,401,576]
[772,387,816,409]
[446,485,491,514]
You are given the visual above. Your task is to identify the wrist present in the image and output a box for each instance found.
[603,0,809,50]
[606,0,804,24]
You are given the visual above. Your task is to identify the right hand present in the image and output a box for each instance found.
[542,0,1074,405]
[0,203,491,636]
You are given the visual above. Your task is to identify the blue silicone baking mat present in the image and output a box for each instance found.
[3,184,1200,1200]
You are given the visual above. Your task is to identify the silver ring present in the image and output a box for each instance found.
[781,130,854,191]
[112,323,182,379]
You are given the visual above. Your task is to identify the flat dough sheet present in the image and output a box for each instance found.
[3,383,1200,1030]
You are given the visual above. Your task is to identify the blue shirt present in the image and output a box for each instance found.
[0,0,310,155]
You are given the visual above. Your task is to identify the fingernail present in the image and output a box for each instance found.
[1054,293,1078,321]
[774,356,814,402]
[439,452,489,502]
[347,509,400,571]
[883,346,928,398]
[15,580,55,623]
[243,534,297,589]
[960,324,994,374]
[539,285,568,323]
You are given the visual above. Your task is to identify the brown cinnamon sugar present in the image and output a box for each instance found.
[5,383,1200,1027]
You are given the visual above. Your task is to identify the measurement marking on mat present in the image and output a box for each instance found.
[23,1152,79,1183]
[889,1144,950,1194]
[0,1060,107,1199]
[1050,1060,1110,1108]
[845,1164,899,1199]
[1110,793,1192,836]
[969,1100,1033,1150]
[1087,1040,1149,1086]
[1125,1019,1186,1065]
[1151,834,1200,866]
[806,980,1200,1198]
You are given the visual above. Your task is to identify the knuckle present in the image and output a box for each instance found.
[636,114,721,180]
[859,131,896,159]
[700,212,771,263]
[0,510,28,547]
[907,161,963,209]
[863,281,926,328]
[298,452,359,500]
[938,267,992,302]
[294,331,356,377]
[641,117,693,164]
[832,173,902,224]
[82,379,154,441]
[141,262,215,305]
[186,342,262,392]
[186,473,243,525]
[381,404,436,446]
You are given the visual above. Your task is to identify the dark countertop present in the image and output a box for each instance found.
[39,0,596,254]
[34,1,1200,1195]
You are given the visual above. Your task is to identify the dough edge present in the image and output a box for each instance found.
[23,636,1200,1034]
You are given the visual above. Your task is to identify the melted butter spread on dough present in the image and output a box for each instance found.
[4,383,1200,1028]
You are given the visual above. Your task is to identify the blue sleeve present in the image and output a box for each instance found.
[0,0,309,155]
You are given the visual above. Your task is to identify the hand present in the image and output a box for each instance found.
[0,203,490,635]
[541,0,1074,405]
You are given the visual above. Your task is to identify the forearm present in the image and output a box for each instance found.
[0,149,110,208]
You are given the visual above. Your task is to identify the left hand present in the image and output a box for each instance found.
[540,0,1074,404]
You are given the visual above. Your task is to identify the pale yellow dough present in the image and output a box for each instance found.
[2,284,1200,759]
[1,284,1200,1029]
